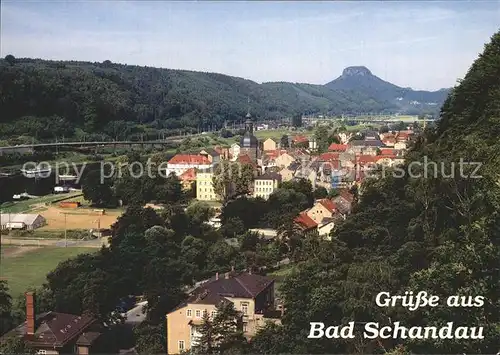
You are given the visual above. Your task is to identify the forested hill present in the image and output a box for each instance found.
[0,56,447,140]
[248,32,500,353]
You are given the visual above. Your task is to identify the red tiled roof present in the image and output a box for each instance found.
[382,137,396,143]
[169,154,210,165]
[328,143,348,152]
[294,212,317,230]
[265,149,288,160]
[179,168,196,181]
[317,199,336,213]
[237,154,256,166]
[380,148,395,155]
[292,135,309,143]
[321,160,341,170]
[319,152,340,162]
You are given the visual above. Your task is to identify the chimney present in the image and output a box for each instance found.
[216,272,219,280]
[25,291,35,335]
[225,272,229,279]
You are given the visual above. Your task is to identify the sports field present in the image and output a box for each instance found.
[38,205,121,230]
[0,245,96,297]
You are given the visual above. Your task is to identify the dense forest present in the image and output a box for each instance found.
[0,57,446,143]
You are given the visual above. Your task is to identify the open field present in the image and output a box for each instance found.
[0,245,96,297]
[38,205,121,230]
[344,123,382,132]
[254,129,309,140]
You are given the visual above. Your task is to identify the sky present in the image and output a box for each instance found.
[1,1,499,91]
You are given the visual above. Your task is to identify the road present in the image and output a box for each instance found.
[124,301,148,325]
[1,236,109,248]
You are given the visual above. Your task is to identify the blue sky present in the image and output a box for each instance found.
[1,1,499,90]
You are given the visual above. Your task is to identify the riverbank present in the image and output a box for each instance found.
[0,191,83,213]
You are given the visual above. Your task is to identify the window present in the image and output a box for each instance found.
[202,310,207,317]
[211,310,217,318]
[243,323,248,332]
[195,310,201,318]
[178,340,185,351]
[186,309,192,317]
[36,351,47,355]
[241,303,248,315]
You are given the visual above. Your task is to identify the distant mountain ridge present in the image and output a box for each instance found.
[0,57,451,139]
[326,65,450,112]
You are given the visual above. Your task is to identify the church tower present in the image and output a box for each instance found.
[239,111,259,162]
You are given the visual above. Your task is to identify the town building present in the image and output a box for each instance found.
[165,154,212,176]
[291,135,309,147]
[196,167,217,201]
[179,168,197,191]
[0,292,107,355]
[199,149,221,164]
[229,143,241,161]
[273,152,296,168]
[253,172,281,200]
[214,146,232,160]
[0,214,46,230]
[327,143,348,152]
[262,138,278,152]
[294,212,318,232]
[306,199,337,223]
[239,113,259,163]
[166,271,281,354]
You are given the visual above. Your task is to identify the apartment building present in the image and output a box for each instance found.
[253,172,281,200]
[196,168,217,201]
[166,271,281,354]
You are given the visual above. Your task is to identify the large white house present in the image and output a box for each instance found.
[165,154,213,176]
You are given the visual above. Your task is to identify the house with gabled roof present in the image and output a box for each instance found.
[306,199,338,223]
[262,138,278,152]
[199,148,220,164]
[0,292,107,355]
[166,271,281,354]
[294,212,318,232]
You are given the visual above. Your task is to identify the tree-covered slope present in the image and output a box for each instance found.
[249,31,500,354]
[0,57,446,140]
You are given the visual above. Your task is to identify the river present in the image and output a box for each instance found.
[0,173,82,204]
[0,161,104,204]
